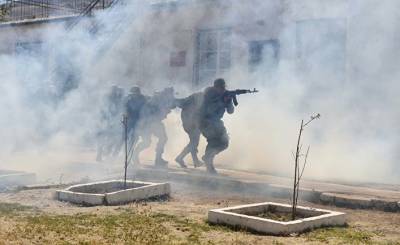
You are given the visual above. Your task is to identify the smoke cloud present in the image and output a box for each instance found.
[0,0,399,184]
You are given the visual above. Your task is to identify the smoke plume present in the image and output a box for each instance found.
[0,0,399,184]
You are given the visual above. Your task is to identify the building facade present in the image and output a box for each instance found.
[126,0,350,89]
[2,0,389,91]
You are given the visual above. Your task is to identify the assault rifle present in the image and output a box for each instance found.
[224,88,259,106]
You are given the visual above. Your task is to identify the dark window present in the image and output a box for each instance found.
[248,40,279,72]
[170,51,186,67]
[15,41,42,55]
[14,41,48,90]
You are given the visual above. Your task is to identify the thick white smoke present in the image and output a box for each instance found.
[0,0,399,184]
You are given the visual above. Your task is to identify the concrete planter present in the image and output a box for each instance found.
[57,180,171,206]
[208,202,347,235]
[0,170,36,188]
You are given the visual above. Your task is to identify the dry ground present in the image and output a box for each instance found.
[0,182,399,245]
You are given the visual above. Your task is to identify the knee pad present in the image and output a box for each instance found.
[219,135,229,150]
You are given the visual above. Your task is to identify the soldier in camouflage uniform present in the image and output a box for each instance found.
[175,92,204,168]
[125,86,148,149]
[199,78,234,175]
[133,87,177,168]
[96,85,125,162]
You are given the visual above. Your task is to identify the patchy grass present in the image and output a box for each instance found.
[271,241,285,245]
[0,201,398,244]
[0,202,36,216]
[303,226,389,245]
[151,213,233,244]
[1,209,234,245]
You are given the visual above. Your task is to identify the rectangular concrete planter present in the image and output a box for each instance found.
[57,180,170,206]
[208,202,347,235]
[0,170,36,188]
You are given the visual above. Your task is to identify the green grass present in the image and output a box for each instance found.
[304,226,379,244]
[3,209,231,245]
[0,203,233,244]
[0,202,36,216]
[1,202,398,245]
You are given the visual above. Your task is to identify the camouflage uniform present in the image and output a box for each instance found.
[133,88,177,167]
[199,79,234,174]
[175,92,204,168]
[96,85,125,162]
[125,87,148,150]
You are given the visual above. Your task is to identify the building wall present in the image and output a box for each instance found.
[129,0,285,89]
[0,18,71,55]
[128,0,350,89]
[4,0,394,92]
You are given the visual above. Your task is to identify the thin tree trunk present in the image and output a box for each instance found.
[292,120,303,220]
[123,115,128,189]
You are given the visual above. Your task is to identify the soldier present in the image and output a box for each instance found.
[125,86,147,145]
[96,85,125,162]
[199,78,234,174]
[133,87,177,168]
[175,92,204,168]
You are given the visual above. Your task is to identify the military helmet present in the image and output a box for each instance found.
[110,85,123,96]
[110,85,119,92]
[214,78,226,89]
[130,86,141,94]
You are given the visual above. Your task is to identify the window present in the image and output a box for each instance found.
[248,40,279,73]
[14,41,46,86]
[195,29,231,85]
[170,51,186,67]
[15,41,42,55]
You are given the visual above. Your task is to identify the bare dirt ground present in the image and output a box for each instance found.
[0,181,399,245]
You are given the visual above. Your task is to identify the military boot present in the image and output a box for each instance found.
[175,151,188,169]
[192,155,204,168]
[202,155,218,175]
[175,158,188,169]
[155,153,168,169]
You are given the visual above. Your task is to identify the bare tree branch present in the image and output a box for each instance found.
[291,114,320,220]
[298,146,310,184]
[303,113,321,128]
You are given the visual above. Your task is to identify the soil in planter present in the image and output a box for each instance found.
[70,183,148,194]
[237,206,314,222]
[256,211,309,222]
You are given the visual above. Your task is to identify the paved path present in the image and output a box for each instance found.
[137,164,400,202]
[217,168,400,201]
